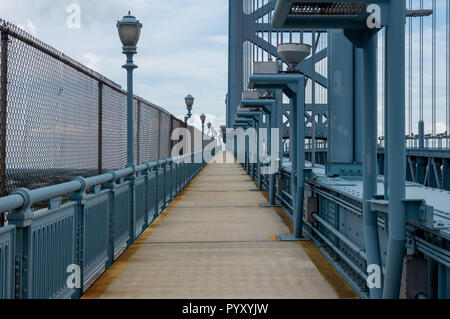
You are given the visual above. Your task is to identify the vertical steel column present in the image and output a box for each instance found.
[447,0,450,144]
[419,120,425,149]
[384,30,389,199]
[245,131,249,173]
[363,30,383,299]
[354,47,364,166]
[311,30,316,167]
[432,0,437,143]
[420,0,424,124]
[437,264,447,299]
[293,77,306,238]
[408,0,413,137]
[0,30,8,198]
[257,115,263,191]
[98,81,103,175]
[327,30,354,175]
[444,159,450,191]
[228,0,244,127]
[269,100,278,205]
[384,0,407,299]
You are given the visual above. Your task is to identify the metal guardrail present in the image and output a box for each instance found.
[0,152,206,299]
[378,135,450,150]
[0,224,14,299]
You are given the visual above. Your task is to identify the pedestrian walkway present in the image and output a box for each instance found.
[83,152,357,299]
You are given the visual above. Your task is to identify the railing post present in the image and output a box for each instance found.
[126,167,136,245]
[104,171,117,269]
[177,162,183,196]
[69,178,87,299]
[162,161,167,210]
[154,165,159,217]
[142,164,149,228]
[6,188,33,299]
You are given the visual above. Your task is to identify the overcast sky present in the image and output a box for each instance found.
[0,0,228,131]
[0,0,449,137]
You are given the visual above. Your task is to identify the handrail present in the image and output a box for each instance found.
[0,152,202,214]
[0,149,208,299]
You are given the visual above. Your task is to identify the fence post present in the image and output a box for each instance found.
[69,178,87,299]
[1,30,8,201]
[158,110,162,160]
[137,100,141,165]
[98,81,103,175]
[169,116,174,158]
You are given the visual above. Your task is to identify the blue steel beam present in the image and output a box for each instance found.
[249,73,306,240]
[384,0,407,300]
[227,0,328,127]
[236,112,263,186]
[227,0,244,128]
[363,29,383,299]
[271,0,406,299]
[241,99,279,205]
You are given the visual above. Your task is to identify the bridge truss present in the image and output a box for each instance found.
[227,0,450,299]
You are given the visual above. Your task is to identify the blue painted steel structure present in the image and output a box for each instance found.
[0,13,210,299]
[229,0,450,299]
[0,153,205,299]
[0,0,449,301]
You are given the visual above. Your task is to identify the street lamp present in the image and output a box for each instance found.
[117,11,143,167]
[185,94,195,123]
[200,114,206,164]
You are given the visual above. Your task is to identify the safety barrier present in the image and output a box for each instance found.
[0,225,14,299]
[0,152,205,299]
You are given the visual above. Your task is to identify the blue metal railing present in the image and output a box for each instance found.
[0,152,205,299]
[0,225,15,299]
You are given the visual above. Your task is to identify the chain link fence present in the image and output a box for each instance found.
[0,19,196,210]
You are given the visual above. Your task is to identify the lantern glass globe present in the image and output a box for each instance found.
[117,12,143,47]
[185,94,195,109]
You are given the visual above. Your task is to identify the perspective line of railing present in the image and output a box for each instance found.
[0,152,206,299]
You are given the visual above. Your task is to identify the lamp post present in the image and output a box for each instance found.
[200,114,206,164]
[185,94,195,123]
[117,11,142,167]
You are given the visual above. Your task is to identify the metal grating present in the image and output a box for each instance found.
[290,2,365,16]
[102,85,127,171]
[159,113,171,159]
[0,19,188,196]
[6,35,99,190]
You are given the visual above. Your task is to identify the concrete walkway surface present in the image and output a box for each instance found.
[83,152,357,299]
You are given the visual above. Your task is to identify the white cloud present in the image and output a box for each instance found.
[81,52,101,71]
[17,20,37,35]
[0,0,228,128]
